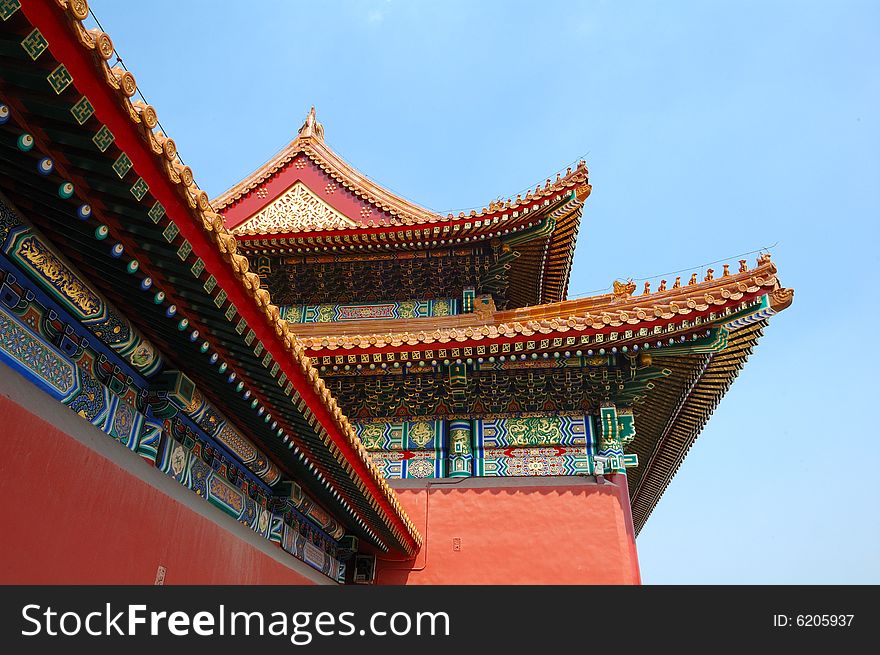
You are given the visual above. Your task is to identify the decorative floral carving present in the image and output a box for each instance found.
[234,182,355,234]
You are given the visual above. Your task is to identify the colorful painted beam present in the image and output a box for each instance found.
[10,0,420,554]
[281,298,460,323]
[0,194,162,377]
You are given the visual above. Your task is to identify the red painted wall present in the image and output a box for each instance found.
[376,478,641,585]
[0,395,320,585]
[0,392,639,585]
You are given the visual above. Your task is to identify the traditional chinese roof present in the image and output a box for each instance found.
[296,256,793,533]
[294,257,788,351]
[213,109,591,306]
[0,0,793,546]
[0,0,420,555]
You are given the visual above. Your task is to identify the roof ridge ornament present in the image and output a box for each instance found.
[298,106,325,141]
[612,279,636,300]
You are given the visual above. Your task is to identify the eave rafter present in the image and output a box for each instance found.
[5,0,420,555]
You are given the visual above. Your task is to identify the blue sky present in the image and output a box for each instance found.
[90,0,879,583]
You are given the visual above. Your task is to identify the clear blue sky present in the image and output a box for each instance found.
[89,0,879,583]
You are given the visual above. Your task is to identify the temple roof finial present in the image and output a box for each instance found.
[298,106,324,140]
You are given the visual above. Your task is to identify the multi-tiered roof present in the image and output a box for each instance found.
[214,108,590,309]
[1,0,792,546]
[213,110,793,534]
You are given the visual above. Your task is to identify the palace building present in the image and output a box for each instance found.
[0,1,792,584]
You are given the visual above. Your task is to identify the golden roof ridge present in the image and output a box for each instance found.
[295,255,791,351]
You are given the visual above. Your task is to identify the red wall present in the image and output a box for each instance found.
[0,395,321,585]
[376,478,641,585]
[0,391,640,585]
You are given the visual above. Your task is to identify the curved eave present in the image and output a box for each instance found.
[628,319,763,533]
[213,120,591,240]
[232,184,588,310]
[231,181,589,248]
[298,261,792,537]
[511,189,585,306]
[9,0,420,555]
[628,284,793,533]
[295,258,788,355]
